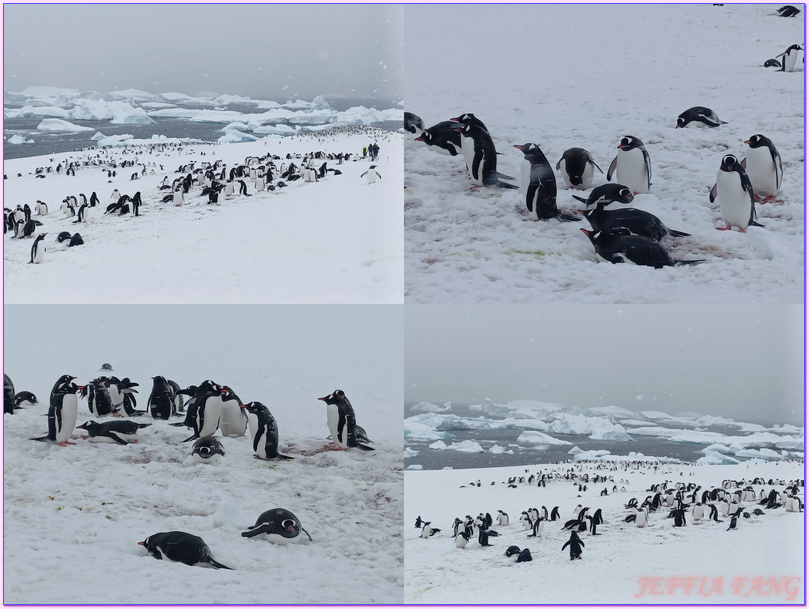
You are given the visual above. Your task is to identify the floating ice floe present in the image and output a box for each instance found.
[409,401,451,413]
[36,118,94,132]
[7,134,33,144]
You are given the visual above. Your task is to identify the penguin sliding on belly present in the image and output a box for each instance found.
[710,154,763,232]
[241,508,312,544]
[240,401,293,460]
[513,143,579,221]
[414,121,464,156]
[139,532,233,570]
[77,420,151,445]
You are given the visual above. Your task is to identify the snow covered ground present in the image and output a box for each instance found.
[4,127,403,304]
[3,305,404,604]
[405,460,804,605]
[404,4,804,303]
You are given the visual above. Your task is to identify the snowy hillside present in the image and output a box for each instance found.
[405,460,804,604]
[3,128,403,303]
[404,4,804,303]
[3,306,404,604]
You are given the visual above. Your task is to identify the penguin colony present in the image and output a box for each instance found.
[413,461,804,566]
[4,125,393,265]
[6,368,378,570]
[407,25,799,269]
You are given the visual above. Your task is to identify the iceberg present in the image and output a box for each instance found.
[7,134,33,144]
[36,119,94,132]
[409,402,451,413]
[516,431,572,446]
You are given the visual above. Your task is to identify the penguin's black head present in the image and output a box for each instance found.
[618,136,637,150]
[720,154,739,172]
[676,116,687,128]
[504,545,521,557]
[744,134,766,148]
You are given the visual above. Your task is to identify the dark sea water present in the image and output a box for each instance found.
[404,403,777,471]
[3,97,402,160]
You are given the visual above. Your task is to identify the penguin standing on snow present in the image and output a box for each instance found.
[452,115,517,189]
[741,134,782,201]
[218,386,247,438]
[31,375,81,445]
[74,203,89,223]
[607,136,652,194]
[513,143,579,221]
[777,44,804,72]
[317,390,374,451]
[710,154,763,232]
[562,530,585,560]
[139,532,233,570]
[240,401,293,460]
[361,165,382,184]
[556,147,603,190]
[675,106,727,128]
[29,233,47,264]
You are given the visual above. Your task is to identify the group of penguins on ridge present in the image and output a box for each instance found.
[5,127,386,265]
[415,466,804,563]
[3,369,377,569]
[404,21,801,269]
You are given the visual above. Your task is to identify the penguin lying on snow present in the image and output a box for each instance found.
[414,121,464,156]
[580,228,704,268]
[191,436,225,463]
[77,420,151,445]
[139,531,233,569]
[675,106,726,128]
[242,508,312,544]
[579,206,691,241]
[504,545,533,562]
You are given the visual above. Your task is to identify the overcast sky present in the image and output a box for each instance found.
[405,305,804,427]
[3,4,403,101]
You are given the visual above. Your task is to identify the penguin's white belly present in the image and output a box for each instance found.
[784,48,804,72]
[199,397,223,437]
[745,147,780,197]
[247,413,260,453]
[108,386,123,409]
[716,172,752,229]
[219,402,246,437]
[519,159,531,200]
[326,404,345,448]
[55,395,79,443]
[580,161,595,190]
[32,243,45,263]
[460,137,476,182]
[616,149,649,194]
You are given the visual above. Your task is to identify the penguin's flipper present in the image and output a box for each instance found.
[740,157,747,169]
[301,526,313,542]
[709,183,718,203]
[169,422,187,427]
[555,158,562,170]
[182,434,199,443]
[496,180,519,190]
[275,453,295,460]
[555,212,582,223]
[106,432,129,446]
[29,435,52,443]
[750,220,765,228]
[207,558,234,570]
[357,443,375,451]
[606,156,618,181]
[667,229,691,238]
[590,159,604,174]
[571,194,588,204]
[241,524,271,538]
[495,171,516,181]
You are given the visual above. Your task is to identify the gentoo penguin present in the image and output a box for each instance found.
[185,381,226,441]
[74,203,89,223]
[776,4,801,16]
[763,58,782,68]
[173,189,184,206]
[710,154,763,232]
[68,233,84,247]
[29,233,47,264]
[414,121,464,156]
[77,420,151,445]
[80,378,116,417]
[607,136,652,194]
[241,508,312,544]
[31,375,81,445]
[317,389,374,451]
[452,116,517,189]
[454,530,470,548]
[676,106,727,128]
[580,228,704,267]
[579,206,691,241]
[513,143,579,221]
[692,502,704,521]
[361,166,382,184]
[14,391,38,408]
[138,532,233,570]
[404,112,425,134]
[741,134,782,201]
[240,401,293,460]
[415,516,423,529]
[191,436,225,463]
[35,200,48,215]
[556,147,603,190]
[4,374,15,415]
[635,508,648,527]
[421,522,441,538]
[777,44,804,72]
[148,376,177,420]
[218,386,247,437]
[550,506,560,521]
[562,530,585,560]
[726,515,738,531]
